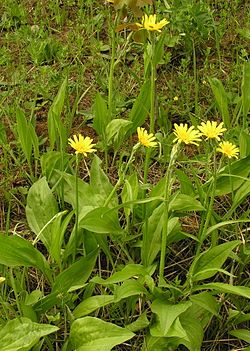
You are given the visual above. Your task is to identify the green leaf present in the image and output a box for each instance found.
[79,207,123,234]
[114,279,148,302]
[68,317,134,351]
[93,92,110,139]
[190,292,220,317]
[205,219,250,238]
[40,151,70,182]
[16,108,32,164]
[106,119,132,149]
[15,107,39,161]
[0,121,7,145]
[91,264,149,285]
[179,309,204,351]
[239,130,250,158]
[126,80,151,136]
[141,203,164,267]
[208,77,230,128]
[121,173,139,222]
[242,61,250,122]
[26,177,58,250]
[141,204,181,267]
[52,249,98,293]
[230,329,250,343]
[126,312,150,332]
[142,335,177,351]
[150,299,192,337]
[0,234,50,280]
[175,169,195,196]
[0,317,58,351]
[193,283,250,299]
[169,194,204,212]
[49,210,74,265]
[189,241,239,282]
[213,156,250,196]
[73,295,115,318]
[53,172,97,209]
[231,178,250,213]
[90,156,117,208]
[47,77,67,150]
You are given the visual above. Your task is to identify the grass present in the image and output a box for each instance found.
[0,0,250,350]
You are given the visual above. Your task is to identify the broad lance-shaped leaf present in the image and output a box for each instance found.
[0,317,58,351]
[79,207,123,234]
[230,329,250,343]
[169,194,204,212]
[114,279,148,302]
[208,77,229,128]
[126,80,151,137]
[106,119,132,149]
[90,155,117,208]
[242,61,250,122]
[47,77,67,150]
[93,92,109,139]
[73,295,115,318]
[150,300,192,337]
[193,283,250,299]
[206,155,250,196]
[190,292,220,317]
[189,240,240,282]
[53,248,98,293]
[69,317,134,351]
[91,264,150,285]
[0,234,51,281]
[26,177,58,251]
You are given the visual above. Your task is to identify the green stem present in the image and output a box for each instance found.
[74,154,79,260]
[196,153,218,254]
[192,39,198,126]
[9,268,22,315]
[108,13,118,115]
[143,33,156,185]
[159,144,179,286]
[149,32,156,133]
[104,144,139,208]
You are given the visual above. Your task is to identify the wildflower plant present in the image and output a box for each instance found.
[1,1,250,351]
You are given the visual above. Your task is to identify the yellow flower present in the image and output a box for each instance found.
[173,123,201,146]
[217,141,239,159]
[136,14,169,32]
[137,127,157,148]
[173,96,179,101]
[68,134,97,156]
[0,277,5,285]
[198,121,227,141]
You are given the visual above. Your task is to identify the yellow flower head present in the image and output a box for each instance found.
[173,96,179,101]
[0,277,5,285]
[136,14,169,32]
[137,127,157,148]
[198,121,227,141]
[217,141,239,159]
[68,134,97,156]
[173,123,201,146]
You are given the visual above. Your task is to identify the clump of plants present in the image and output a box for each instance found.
[0,0,250,350]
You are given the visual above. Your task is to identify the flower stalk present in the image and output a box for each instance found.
[159,143,179,286]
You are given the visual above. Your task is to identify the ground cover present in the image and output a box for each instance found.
[0,0,250,350]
